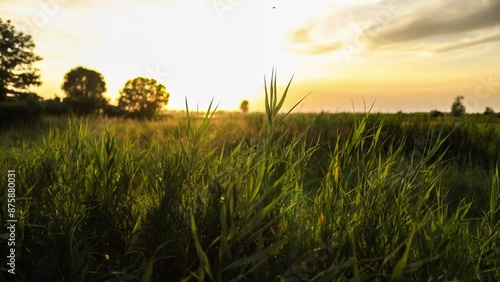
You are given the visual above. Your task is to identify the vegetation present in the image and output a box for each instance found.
[61,66,108,115]
[0,93,43,126]
[118,77,169,120]
[1,18,499,282]
[485,106,495,115]
[0,18,43,126]
[0,18,42,101]
[1,73,499,281]
[429,109,443,118]
[41,96,68,116]
[240,100,249,113]
[451,96,466,117]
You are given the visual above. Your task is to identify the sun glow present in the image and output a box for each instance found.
[4,0,500,112]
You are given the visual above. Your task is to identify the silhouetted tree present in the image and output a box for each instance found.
[451,96,465,117]
[240,100,249,113]
[61,66,108,114]
[118,77,169,120]
[0,18,42,100]
[484,107,495,115]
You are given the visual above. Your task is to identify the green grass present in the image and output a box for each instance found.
[1,74,499,281]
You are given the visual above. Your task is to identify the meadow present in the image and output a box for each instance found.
[1,90,499,281]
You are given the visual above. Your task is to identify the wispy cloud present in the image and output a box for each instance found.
[291,28,310,43]
[288,26,343,55]
[307,43,343,54]
[372,0,500,45]
[292,42,343,55]
[287,0,500,55]
[433,32,500,53]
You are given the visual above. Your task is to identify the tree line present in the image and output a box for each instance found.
[1,17,496,126]
[0,18,169,125]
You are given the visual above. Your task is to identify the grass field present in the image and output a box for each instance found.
[1,93,499,281]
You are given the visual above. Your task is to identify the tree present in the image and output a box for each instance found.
[484,107,495,115]
[118,77,169,120]
[61,66,108,114]
[240,100,249,113]
[451,95,465,117]
[0,18,42,100]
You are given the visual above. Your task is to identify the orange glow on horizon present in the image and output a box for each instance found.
[3,0,499,113]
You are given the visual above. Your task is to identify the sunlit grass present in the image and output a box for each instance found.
[0,71,499,281]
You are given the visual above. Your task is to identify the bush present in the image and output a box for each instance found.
[63,96,105,115]
[430,109,443,118]
[104,105,128,118]
[0,94,43,127]
[42,97,68,116]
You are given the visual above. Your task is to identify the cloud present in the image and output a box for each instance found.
[291,28,310,43]
[287,0,500,55]
[433,32,500,53]
[287,41,343,55]
[371,0,500,45]
[288,27,343,55]
[288,25,344,55]
[302,42,344,55]
[58,0,117,9]
[305,43,343,55]
[285,0,406,55]
[287,11,351,55]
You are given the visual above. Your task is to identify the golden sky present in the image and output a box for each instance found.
[2,0,499,112]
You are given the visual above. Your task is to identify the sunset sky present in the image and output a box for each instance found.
[1,0,499,112]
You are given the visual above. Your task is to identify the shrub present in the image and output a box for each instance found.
[430,109,443,118]
[0,94,43,126]
[104,105,128,118]
[63,96,105,115]
[42,97,68,116]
